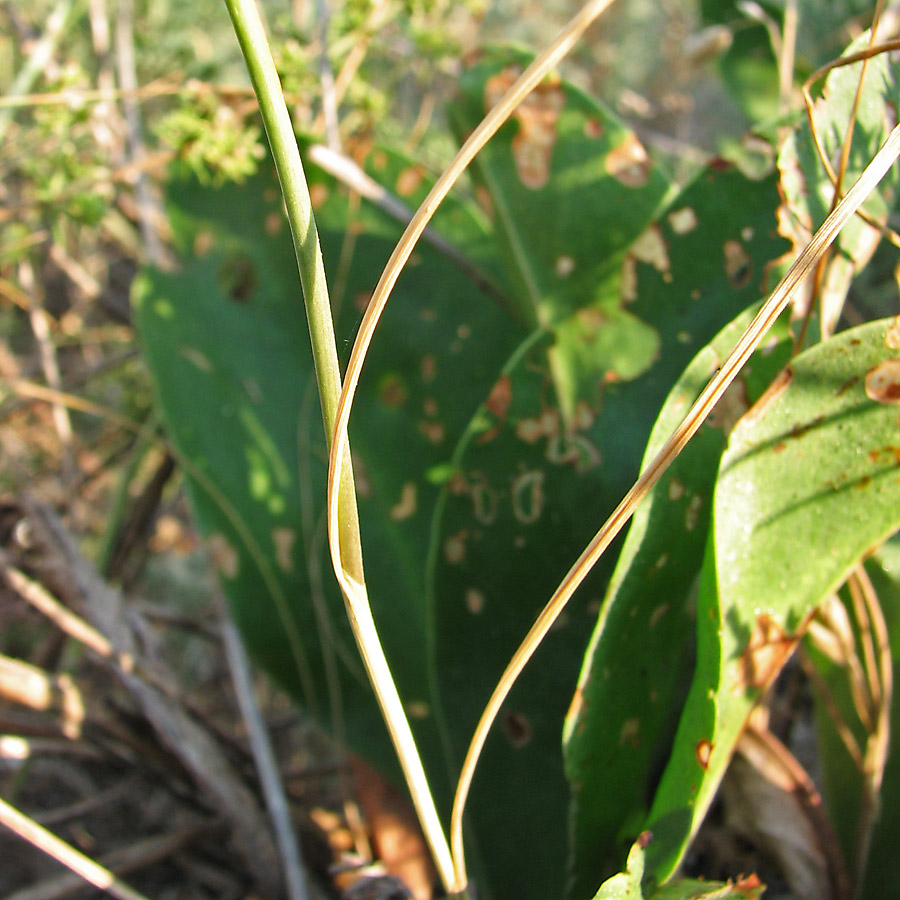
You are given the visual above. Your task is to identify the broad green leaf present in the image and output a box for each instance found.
[806,547,900,900]
[778,28,900,335]
[644,318,900,884]
[450,46,672,425]
[698,0,781,125]
[134,149,521,791]
[591,837,764,900]
[591,837,648,900]
[430,127,788,897]
[563,303,793,899]
[699,1,879,126]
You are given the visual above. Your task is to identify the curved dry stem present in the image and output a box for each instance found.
[325,0,621,891]
[797,3,886,348]
[448,121,900,884]
[0,795,153,900]
[801,35,900,245]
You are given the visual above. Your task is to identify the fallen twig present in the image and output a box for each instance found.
[221,600,311,900]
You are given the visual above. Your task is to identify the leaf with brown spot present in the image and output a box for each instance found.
[564,304,792,898]
[645,319,900,883]
[606,133,653,188]
[865,359,900,405]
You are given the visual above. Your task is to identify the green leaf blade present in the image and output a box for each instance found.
[645,318,900,884]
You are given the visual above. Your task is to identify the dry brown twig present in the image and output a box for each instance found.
[0,498,284,896]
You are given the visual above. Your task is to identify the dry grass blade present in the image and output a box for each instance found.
[6,499,284,896]
[1,562,115,662]
[0,796,153,900]
[801,36,900,251]
[324,0,621,892]
[448,121,900,878]
[0,653,86,741]
[3,822,215,900]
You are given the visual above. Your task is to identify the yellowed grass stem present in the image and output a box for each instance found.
[326,1,621,892]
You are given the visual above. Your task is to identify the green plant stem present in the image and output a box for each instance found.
[222,0,342,449]
[222,0,455,890]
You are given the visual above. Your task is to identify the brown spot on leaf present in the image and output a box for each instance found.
[886,316,900,350]
[405,701,430,719]
[309,182,329,210]
[396,165,424,197]
[606,134,652,187]
[539,407,560,438]
[443,531,467,565]
[418,420,445,444]
[479,375,512,443]
[865,359,900,404]
[649,603,669,627]
[696,739,713,770]
[469,473,498,524]
[208,533,239,578]
[378,373,408,408]
[486,375,512,419]
[465,588,485,614]
[179,347,212,372]
[502,711,532,748]
[546,432,602,471]
[475,185,494,219]
[555,255,576,277]
[836,375,860,397]
[619,718,640,748]
[685,495,703,531]
[574,401,594,430]
[194,230,215,256]
[724,239,752,288]
[264,211,282,235]
[668,206,699,234]
[389,482,417,521]
[516,417,543,443]
[620,255,638,302]
[668,479,685,501]
[272,528,295,573]
[485,68,566,189]
[584,118,604,139]
[420,354,437,383]
[631,225,671,277]
[511,469,544,523]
